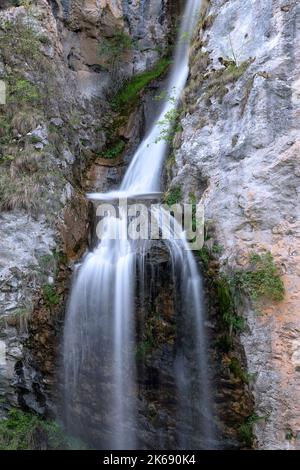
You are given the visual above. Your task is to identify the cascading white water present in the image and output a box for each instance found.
[63,0,215,449]
[121,0,199,194]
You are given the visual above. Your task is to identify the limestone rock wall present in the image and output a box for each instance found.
[172,0,300,450]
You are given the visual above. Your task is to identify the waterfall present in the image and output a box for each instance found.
[63,0,215,450]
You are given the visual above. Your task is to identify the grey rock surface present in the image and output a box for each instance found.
[173,0,300,450]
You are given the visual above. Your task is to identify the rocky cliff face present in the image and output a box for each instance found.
[1,0,299,451]
[171,0,300,449]
[0,0,173,418]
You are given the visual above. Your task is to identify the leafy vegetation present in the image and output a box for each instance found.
[216,275,246,335]
[238,413,262,447]
[197,246,210,270]
[7,76,40,105]
[196,242,284,358]
[163,186,182,206]
[155,107,181,144]
[232,252,285,302]
[285,428,295,441]
[215,252,284,339]
[203,59,253,103]
[112,58,171,110]
[185,33,253,109]
[228,357,251,384]
[0,18,43,66]
[136,312,175,361]
[0,409,86,450]
[103,140,126,159]
[42,284,60,307]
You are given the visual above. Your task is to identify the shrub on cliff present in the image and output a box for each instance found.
[0,409,86,450]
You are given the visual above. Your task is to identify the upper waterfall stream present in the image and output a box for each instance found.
[63,0,215,450]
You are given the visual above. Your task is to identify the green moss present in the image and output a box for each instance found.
[163,186,182,206]
[136,312,174,361]
[234,252,285,302]
[42,284,60,307]
[103,140,126,159]
[0,409,86,450]
[112,58,171,110]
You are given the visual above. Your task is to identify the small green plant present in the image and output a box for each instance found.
[29,135,43,144]
[228,357,250,383]
[214,251,284,345]
[155,107,181,144]
[197,246,210,270]
[164,186,182,206]
[204,60,251,103]
[42,284,59,307]
[0,19,41,63]
[154,89,175,103]
[212,244,223,254]
[0,409,86,450]
[216,275,245,335]
[238,413,262,447]
[233,252,285,302]
[7,76,40,105]
[103,140,125,159]
[285,429,295,441]
[38,252,59,278]
[166,152,176,170]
